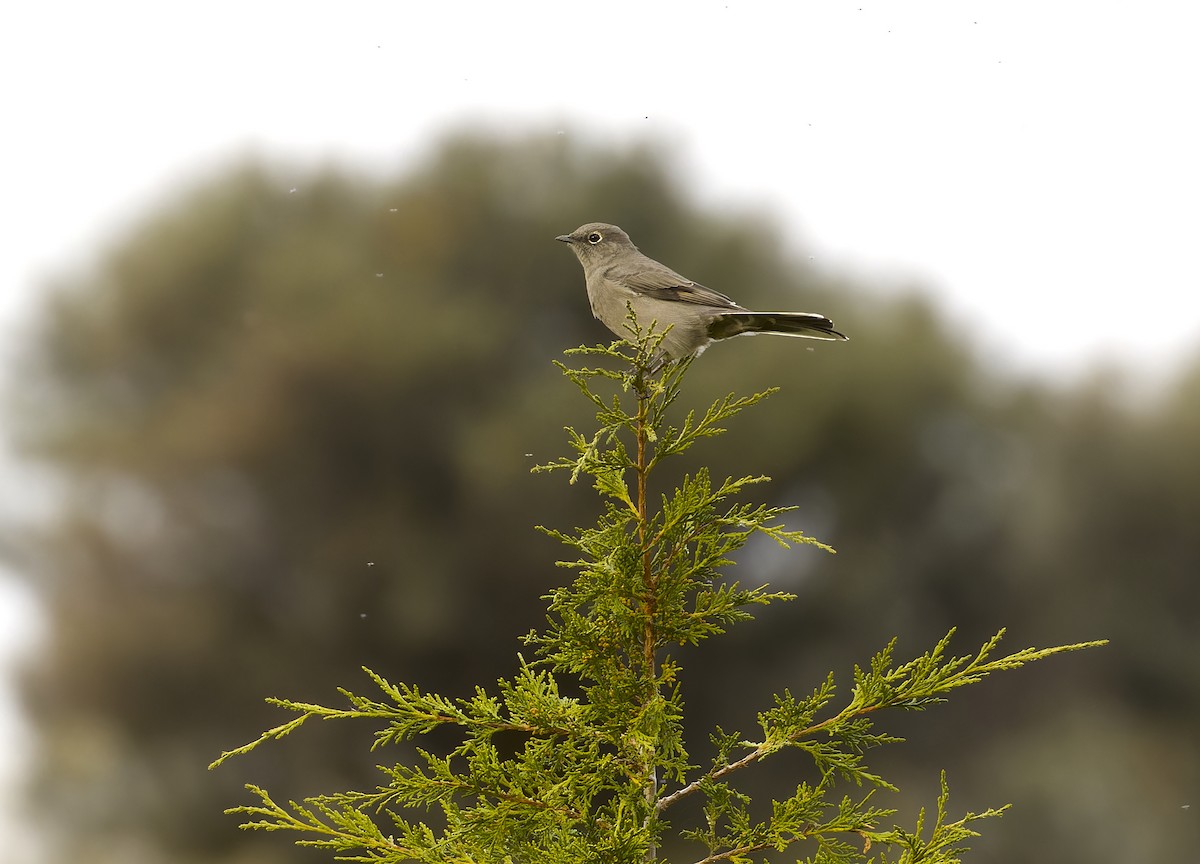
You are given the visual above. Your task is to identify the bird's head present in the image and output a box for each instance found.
[555,222,637,267]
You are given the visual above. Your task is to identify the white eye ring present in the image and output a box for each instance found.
[587,232,603,244]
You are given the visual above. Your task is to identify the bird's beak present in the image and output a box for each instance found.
[555,234,572,243]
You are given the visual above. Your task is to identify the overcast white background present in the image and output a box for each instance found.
[2,2,1199,859]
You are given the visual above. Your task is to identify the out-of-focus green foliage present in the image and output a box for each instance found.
[4,129,1197,863]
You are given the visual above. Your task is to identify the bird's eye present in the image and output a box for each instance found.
[587,232,603,244]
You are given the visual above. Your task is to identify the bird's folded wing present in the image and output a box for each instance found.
[618,266,742,309]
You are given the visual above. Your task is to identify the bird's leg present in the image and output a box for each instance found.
[644,350,669,377]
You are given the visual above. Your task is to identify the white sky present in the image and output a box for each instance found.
[1,1,1199,857]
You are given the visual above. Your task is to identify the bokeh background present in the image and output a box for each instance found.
[3,3,1199,863]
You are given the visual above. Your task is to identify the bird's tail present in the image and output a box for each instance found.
[709,311,848,342]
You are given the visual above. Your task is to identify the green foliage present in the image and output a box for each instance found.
[212,320,1104,863]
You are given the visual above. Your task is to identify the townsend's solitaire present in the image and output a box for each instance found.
[557,222,848,363]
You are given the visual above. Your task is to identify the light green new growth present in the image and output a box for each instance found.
[210,314,1105,863]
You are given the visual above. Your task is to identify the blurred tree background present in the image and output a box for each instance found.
[3,129,1197,863]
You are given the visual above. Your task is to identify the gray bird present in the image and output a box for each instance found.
[557,222,847,363]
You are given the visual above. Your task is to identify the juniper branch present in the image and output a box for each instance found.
[657,631,1106,813]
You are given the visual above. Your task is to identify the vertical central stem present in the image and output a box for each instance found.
[637,384,654,685]
[635,375,657,860]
